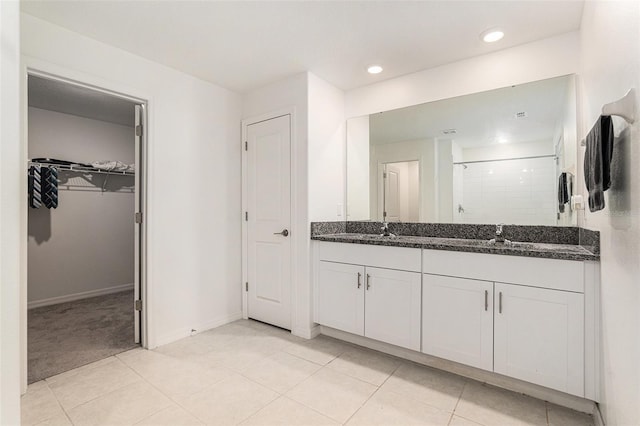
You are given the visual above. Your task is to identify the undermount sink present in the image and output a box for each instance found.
[487,239,536,249]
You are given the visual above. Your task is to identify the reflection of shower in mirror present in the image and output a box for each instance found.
[346,74,578,226]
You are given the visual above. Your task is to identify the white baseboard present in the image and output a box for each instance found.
[292,324,320,340]
[153,311,243,348]
[28,283,134,309]
[321,325,597,415]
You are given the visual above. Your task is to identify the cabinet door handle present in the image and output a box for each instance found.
[357,272,362,289]
[499,291,503,314]
[366,274,371,290]
[484,290,488,311]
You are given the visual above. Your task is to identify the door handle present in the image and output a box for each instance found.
[484,290,488,311]
[366,274,371,290]
[357,272,362,289]
[499,292,503,314]
[273,229,289,237]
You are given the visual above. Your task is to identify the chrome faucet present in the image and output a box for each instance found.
[495,223,505,243]
[380,222,396,238]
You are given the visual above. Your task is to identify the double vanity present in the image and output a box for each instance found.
[311,221,600,402]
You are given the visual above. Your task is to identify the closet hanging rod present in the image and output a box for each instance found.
[580,88,636,146]
[28,161,135,177]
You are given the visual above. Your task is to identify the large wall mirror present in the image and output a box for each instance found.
[346,75,577,226]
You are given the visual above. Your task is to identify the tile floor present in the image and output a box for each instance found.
[21,319,594,426]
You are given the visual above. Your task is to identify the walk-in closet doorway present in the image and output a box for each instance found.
[23,71,148,385]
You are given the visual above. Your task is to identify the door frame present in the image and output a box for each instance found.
[241,107,297,328]
[20,57,152,393]
[376,159,421,222]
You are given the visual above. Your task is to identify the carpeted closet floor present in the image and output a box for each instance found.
[28,290,138,383]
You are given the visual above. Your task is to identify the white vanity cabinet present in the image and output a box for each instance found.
[493,282,584,396]
[422,274,494,371]
[422,249,589,397]
[315,242,422,351]
[316,261,365,336]
[313,241,598,400]
[364,267,421,350]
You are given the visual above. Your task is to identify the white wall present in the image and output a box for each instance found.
[27,108,135,306]
[242,72,313,337]
[1,1,22,423]
[346,116,369,220]
[578,2,640,424]
[308,73,346,222]
[346,32,579,118]
[21,14,243,348]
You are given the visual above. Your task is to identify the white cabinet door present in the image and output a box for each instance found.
[364,267,421,351]
[422,274,494,371]
[316,261,365,336]
[494,283,584,396]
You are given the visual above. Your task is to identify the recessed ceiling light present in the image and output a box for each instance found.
[367,65,383,74]
[481,29,504,43]
[498,138,508,144]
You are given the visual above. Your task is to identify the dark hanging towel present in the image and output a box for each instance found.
[28,165,42,209]
[42,166,59,209]
[583,115,614,212]
[557,172,569,213]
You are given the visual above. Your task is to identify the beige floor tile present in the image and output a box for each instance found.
[21,381,66,426]
[48,357,141,410]
[381,362,466,412]
[448,415,484,426]
[45,356,117,385]
[547,403,594,426]
[66,381,172,426]
[34,412,73,426]
[177,373,279,425]
[327,347,402,386]
[135,404,204,426]
[189,344,277,373]
[454,381,547,426]
[154,336,215,361]
[241,396,339,426]
[286,368,377,423]
[347,388,452,425]
[117,348,232,399]
[242,351,322,393]
[284,336,351,366]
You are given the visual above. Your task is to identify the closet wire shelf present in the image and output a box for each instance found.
[28,161,135,177]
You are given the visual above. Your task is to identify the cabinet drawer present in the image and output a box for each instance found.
[423,249,584,293]
[318,241,421,272]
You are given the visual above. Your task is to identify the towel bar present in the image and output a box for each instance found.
[580,88,636,146]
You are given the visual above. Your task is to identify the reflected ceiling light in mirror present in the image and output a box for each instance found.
[367,65,383,74]
[498,137,508,144]
[481,28,504,43]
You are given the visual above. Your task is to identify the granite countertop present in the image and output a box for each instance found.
[311,233,599,262]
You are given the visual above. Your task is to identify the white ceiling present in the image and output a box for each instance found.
[29,75,137,127]
[369,75,571,148]
[21,1,584,93]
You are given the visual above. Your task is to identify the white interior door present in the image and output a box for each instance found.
[247,115,292,330]
[133,104,144,344]
[384,165,401,222]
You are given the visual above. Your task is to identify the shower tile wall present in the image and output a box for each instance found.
[456,156,556,225]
